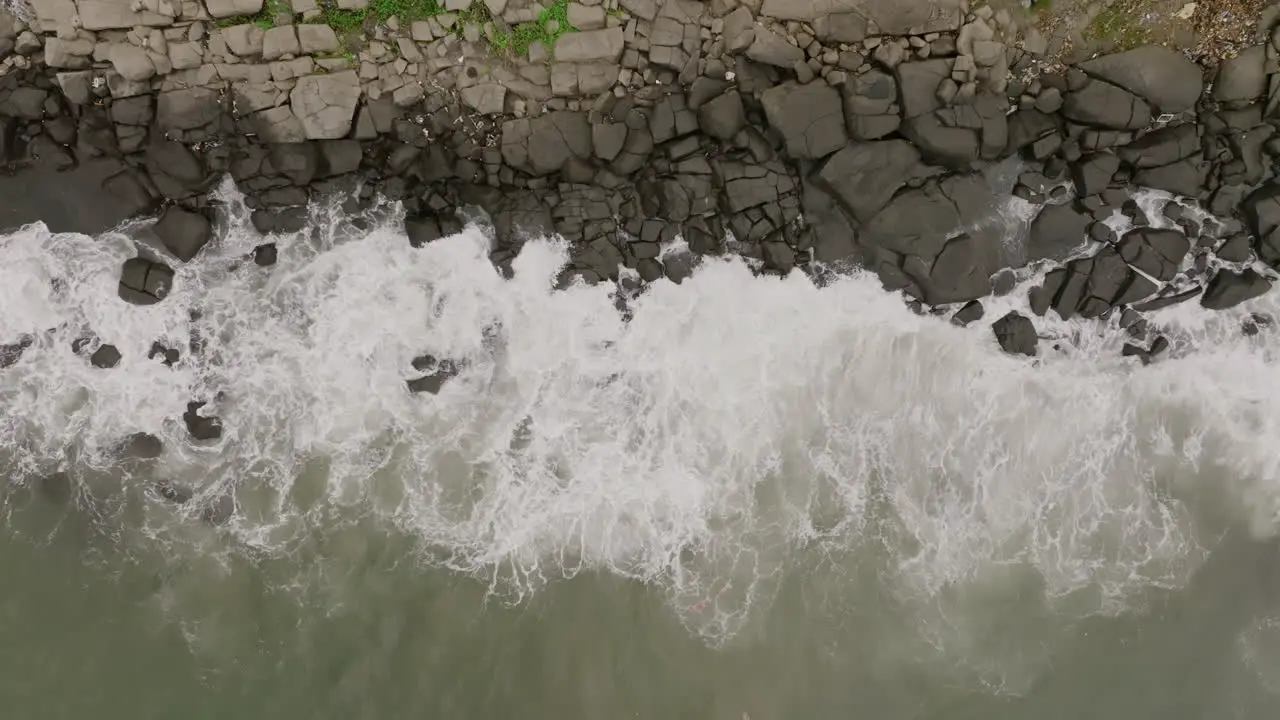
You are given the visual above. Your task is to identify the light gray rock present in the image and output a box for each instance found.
[263,26,300,61]
[722,6,754,53]
[110,43,156,82]
[411,21,434,41]
[553,27,624,62]
[44,37,95,69]
[566,3,605,30]
[77,0,176,30]
[298,24,340,54]
[578,63,619,94]
[169,41,202,69]
[1077,45,1202,114]
[204,0,264,18]
[223,24,265,56]
[290,70,361,139]
[745,26,804,68]
[462,82,507,114]
[57,71,96,105]
[1214,45,1266,105]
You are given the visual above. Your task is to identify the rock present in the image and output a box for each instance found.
[290,71,361,140]
[760,82,847,159]
[319,139,362,176]
[157,88,222,132]
[1071,152,1120,196]
[992,311,1037,356]
[1117,227,1189,281]
[1116,124,1199,169]
[896,58,952,118]
[118,257,174,305]
[951,300,984,327]
[149,342,180,366]
[57,72,95,106]
[407,357,461,394]
[746,26,806,68]
[297,24,340,54]
[153,207,212,262]
[201,493,236,526]
[1214,45,1266,105]
[814,139,923,223]
[567,3,605,30]
[263,26,300,61]
[698,90,745,139]
[205,0,264,19]
[145,139,209,199]
[109,43,155,82]
[1027,202,1090,262]
[1063,81,1151,130]
[1077,45,1203,114]
[119,432,163,460]
[553,28,624,63]
[183,401,223,441]
[253,243,278,266]
[2,87,47,120]
[0,336,33,370]
[1133,158,1206,198]
[461,83,506,115]
[1202,268,1272,309]
[169,42,202,70]
[90,344,121,369]
[223,24,265,56]
[500,112,592,176]
[252,105,307,143]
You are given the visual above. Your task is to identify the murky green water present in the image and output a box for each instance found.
[4,486,1279,720]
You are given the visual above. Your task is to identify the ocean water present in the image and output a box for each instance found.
[3,181,1280,718]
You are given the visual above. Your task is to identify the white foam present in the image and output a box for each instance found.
[5,182,1280,685]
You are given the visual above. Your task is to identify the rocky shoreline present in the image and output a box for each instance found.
[3,0,1280,436]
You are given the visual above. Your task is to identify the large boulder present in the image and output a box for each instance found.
[1027,202,1090,263]
[153,207,212,262]
[992,311,1037,356]
[204,0,264,19]
[1076,45,1203,114]
[290,71,361,140]
[1117,227,1189,281]
[814,139,924,223]
[1116,124,1199,168]
[760,82,847,159]
[1201,268,1272,309]
[1214,45,1267,105]
[118,257,174,305]
[1062,80,1151,130]
[864,173,994,258]
[500,111,593,176]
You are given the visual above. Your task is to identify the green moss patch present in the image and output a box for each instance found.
[1085,1,1154,51]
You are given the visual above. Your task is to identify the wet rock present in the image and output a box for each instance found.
[183,401,223,442]
[118,258,174,307]
[814,139,923,224]
[407,357,461,395]
[145,139,209,200]
[992,311,1037,356]
[0,335,33,369]
[1117,227,1189,281]
[1214,45,1266,106]
[155,481,193,504]
[201,493,236,526]
[148,342,180,366]
[951,300,984,327]
[253,243,278,266]
[153,207,212,262]
[1027,202,1090,262]
[1243,313,1274,336]
[1134,285,1202,311]
[1201,268,1273,310]
[119,432,163,460]
[90,344,121,369]
[1117,124,1199,169]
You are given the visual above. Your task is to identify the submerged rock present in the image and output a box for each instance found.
[200,493,235,526]
[0,335,33,369]
[155,481,194,504]
[1201,268,1273,310]
[407,355,462,395]
[90,344,121,369]
[183,401,223,441]
[119,432,164,460]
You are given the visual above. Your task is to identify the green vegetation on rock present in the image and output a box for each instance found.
[215,0,292,30]
[489,0,572,56]
[1085,1,1153,52]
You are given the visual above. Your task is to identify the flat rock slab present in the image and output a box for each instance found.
[1077,46,1202,115]
[761,82,847,159]
[0,158,140,235]
[553,28,624,63]
[815,139,923,224]
[75,0,176,30]
[761,0,962,36]
[290,71,361,140]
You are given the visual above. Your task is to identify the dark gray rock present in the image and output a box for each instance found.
[992,311,1037,356]
[1118,227,1190,281]
[906,230,1004,304]
[103,168,159,218]
[1077,46,1203,114]
[250,207,306,235]
[0,335,33,369]
[1243,183,1280,265]
[814,139,923,223]
[90,344,121,369]
[407,358,460,394]
[149,342,180,366]
[1117,124,1199,169]
[1070,152,1120,196]
[864,173,994,258]
[1062,80,1151,130]
[1133,286,1201,311]
[406,215,443,247]
[951,300,984,327]
[269,142,319,185]
[1201,268,1272,309]
[1214,45,1266,105]
[698,90,745,140]
[895,58,952,119]
[118,257,174,305]
[119,432,163,460]
[1132,158,1206,198]
[760,82,847,159]
[154,207,212,263]
[253,243,277,266]
[1027,202,1090,262]
[145,139,209,200]
[183,401,223,441]
[501,112,593,176]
